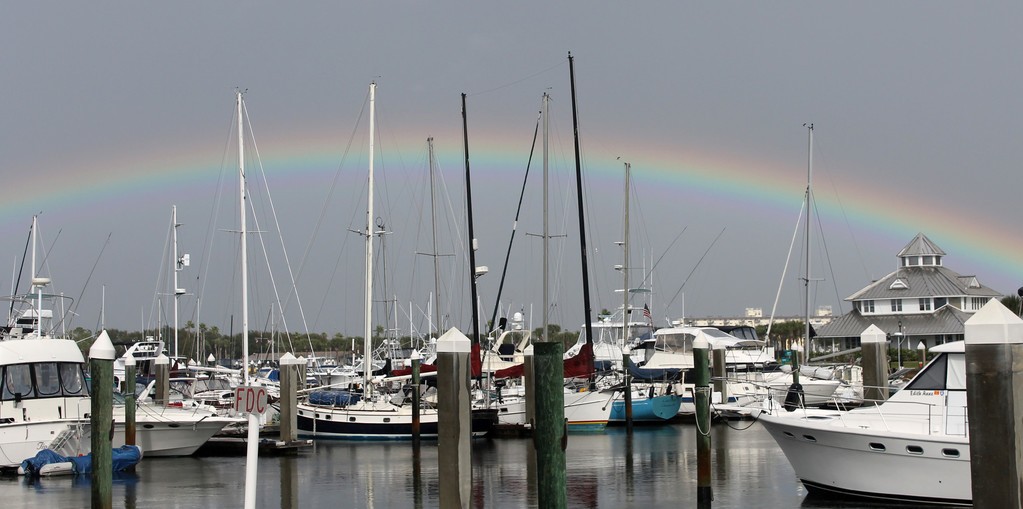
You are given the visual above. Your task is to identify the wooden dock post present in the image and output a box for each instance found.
[693,336,712,507]
[90,331,116,509]
[279,352,301,443]
[437,327,471,509]
[712,343,727,405]
[533,340,567,509]
[154,353,169,406]
[123,353,137,447]
[860,325,889,402]
[965,299,1023,507]
[523,344,535,427]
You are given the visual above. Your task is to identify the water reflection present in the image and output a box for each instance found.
[0,423,940,508]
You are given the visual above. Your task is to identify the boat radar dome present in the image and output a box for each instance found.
[31,277,50,287]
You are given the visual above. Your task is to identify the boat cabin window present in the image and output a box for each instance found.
[903,353,948,391]
[657,333,694,352]
[1,362,88,400]
[35,362,61,396]
[60,363,85,394]
[3,364,35,399]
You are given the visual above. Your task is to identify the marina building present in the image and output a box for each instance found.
[814,233,1002,352]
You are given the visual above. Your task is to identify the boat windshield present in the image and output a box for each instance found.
[1,362,88,400]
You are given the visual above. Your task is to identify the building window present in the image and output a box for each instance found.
[863,300,875,313]
[971,297,987,310]
[919,298,932,311]
[891,299,902,312]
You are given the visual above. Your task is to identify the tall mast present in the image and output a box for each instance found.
[428,137,442,336]
[364,82,377,395]
[172,205,180,358]
[462,93,481,347]
[542,93,550,341]
[621,162,631,352]
[238,91,249,386]
[568,52,595,348]
[803,123,813,364]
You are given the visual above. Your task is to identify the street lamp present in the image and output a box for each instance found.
[893,320,904,369]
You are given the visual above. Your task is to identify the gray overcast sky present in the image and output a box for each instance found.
[2,3,1020,341]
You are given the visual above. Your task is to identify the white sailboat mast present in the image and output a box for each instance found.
[238,91,250,386]
[803,123,813,363]
[172,205,180,358]
[621,162,631,350]
[364,82,376,394]
[542,92,549,342]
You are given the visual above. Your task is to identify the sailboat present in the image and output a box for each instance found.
[606,161,681,424]
[296,83,493,439]
[764,123,841,406]
[492,89,611,431]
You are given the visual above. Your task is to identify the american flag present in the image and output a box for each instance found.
[643,303,651,319]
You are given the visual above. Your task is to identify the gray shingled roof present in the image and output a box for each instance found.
[846,265,1002,301]
[815,305,972,339]
[897,233,946,257]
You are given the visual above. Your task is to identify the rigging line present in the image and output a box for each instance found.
[191,98,238,347]
[243,102,312,347]
[664,227,726,312]
[489,108,542,331]
[767,198,807,341]
[8,219,32,322]
[148,215,175,332]
[292,87,368,301]
[67,233,112,331]
[466,59,566,98]
[811,195,845,316]
[815,140,871,284]
[634,226,688,299]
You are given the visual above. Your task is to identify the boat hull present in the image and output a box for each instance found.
[759,412,971,505]
[296,404,496,440]
[609,394,681,422]
[0,420,87,468]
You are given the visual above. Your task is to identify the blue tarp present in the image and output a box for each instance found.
[20,445,142,476]
[307,389,361,407]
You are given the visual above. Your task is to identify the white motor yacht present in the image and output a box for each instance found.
[759,341,970,505]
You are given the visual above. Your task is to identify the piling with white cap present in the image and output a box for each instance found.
[90,330,116,509]
[860,325,889,402]
[437,327,472,508]
[965,298,1023,507]
[154,353,170,407]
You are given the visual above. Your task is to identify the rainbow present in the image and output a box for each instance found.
[2,124,1020,294]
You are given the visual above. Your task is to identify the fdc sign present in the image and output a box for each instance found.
[234,385,268,415]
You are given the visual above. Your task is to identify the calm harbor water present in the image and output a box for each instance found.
[1,421,948,509]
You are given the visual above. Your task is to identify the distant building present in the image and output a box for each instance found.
[815,233,1003,353]
[679,306,834,329]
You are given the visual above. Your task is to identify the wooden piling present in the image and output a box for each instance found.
[437,327,471,509]
[965,299,1023,507]
[90,331,116,509]
[523,344,535,427]
[123,353,136,447]
[154,353,170,407]
[860,325,889,402]
[533,341,567,509]
[693,337,712,507]
[279,352,301,443]
[712,344,727,405]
